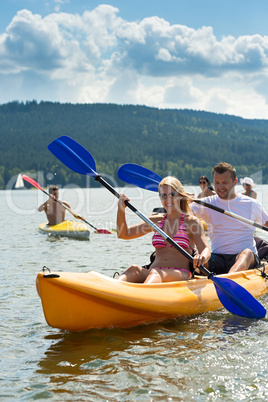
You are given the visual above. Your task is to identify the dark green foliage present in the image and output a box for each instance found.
[1,100,268,189]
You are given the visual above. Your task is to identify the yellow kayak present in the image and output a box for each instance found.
[36,265,268,331]
[200,218,207,231]
[39,220,90,240]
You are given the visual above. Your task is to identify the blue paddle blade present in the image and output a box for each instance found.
[118,163,162,192]
[48,136,97,176]
[47,137,266,320]
[212,276,266,319]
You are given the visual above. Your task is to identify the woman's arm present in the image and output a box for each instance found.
[188,216,211,268]
[117,194,154,239]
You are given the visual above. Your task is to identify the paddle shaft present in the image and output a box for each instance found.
[97,176,265,318]
[95,175,212,277]
[97,173,268,317]
[117,164,268,233]
[22,175,98,231]
[47,137,266,318]
[194,199,268,232]
[43,189,100,231]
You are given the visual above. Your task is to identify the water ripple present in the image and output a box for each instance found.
[2,188,268,400]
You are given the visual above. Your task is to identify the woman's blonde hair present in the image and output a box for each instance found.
[158,176,192,214]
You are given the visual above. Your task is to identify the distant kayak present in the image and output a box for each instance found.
[39,220,90,240]
[36,265,268,331]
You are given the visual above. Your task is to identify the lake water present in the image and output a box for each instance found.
[1,184,268,400]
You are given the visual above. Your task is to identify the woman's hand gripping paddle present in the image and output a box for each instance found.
[118,164,268,232]
[22,174,112,234]
[47,136,266,319]
[118,163,268,318]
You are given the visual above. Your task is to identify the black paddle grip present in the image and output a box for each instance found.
[194,199,225,213]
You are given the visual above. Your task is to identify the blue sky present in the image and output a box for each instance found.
[1,0,268,118]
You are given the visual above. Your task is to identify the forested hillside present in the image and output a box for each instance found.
[1,100,268,189]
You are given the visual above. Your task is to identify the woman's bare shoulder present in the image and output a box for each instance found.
[184,214,203,229]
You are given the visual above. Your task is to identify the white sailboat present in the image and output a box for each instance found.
[14,173,25,189]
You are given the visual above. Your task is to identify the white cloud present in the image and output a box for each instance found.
[206,86,268,119]
[164,78,203,105]
[0,5,268,118]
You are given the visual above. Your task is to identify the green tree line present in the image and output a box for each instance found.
[0,100,268,189]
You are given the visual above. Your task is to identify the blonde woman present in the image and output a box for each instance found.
[116,176,210,283]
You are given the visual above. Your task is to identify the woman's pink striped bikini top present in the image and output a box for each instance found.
[152,214,192,251]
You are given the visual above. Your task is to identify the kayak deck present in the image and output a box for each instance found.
[38,220,90,240]
[36,265,268,331]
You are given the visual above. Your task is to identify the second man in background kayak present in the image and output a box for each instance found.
[38,185,84,226]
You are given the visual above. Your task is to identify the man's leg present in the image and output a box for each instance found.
[229,249,256,273]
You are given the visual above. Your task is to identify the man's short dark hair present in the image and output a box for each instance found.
[212,162,237,181]
[49,185,59,194]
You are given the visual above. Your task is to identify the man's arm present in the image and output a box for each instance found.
[61,201,85,221]
[38,201,47,212]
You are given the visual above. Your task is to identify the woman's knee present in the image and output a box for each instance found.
[126,265,143,274]
[121,265,147,282]
[144,269,162,283]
